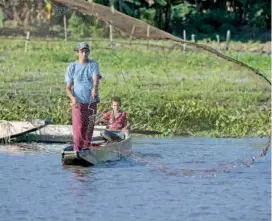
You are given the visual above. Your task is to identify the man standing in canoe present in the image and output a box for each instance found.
[65,42,101,150]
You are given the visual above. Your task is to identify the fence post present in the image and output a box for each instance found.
[147,25,150,50]
[225,30,231,51]
[95,13,99,26]
[216,34,220,51]
[24,31,30,53]
[63,14,67,41]
[216,34,220,44]
[183,30,186,52]
[129,25,135,46]
[191,34,195,42]
[111,1,115,14]
[109,20,113,47]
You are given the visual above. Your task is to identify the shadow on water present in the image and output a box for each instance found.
[62,165,95,183]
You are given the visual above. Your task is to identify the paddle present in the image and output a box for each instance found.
[131,129,162,135]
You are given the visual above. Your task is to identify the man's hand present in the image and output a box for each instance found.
[70,97,78,108]
[92,74,98,100]
[66,84,78,108]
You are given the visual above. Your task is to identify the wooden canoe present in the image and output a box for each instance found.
[0,121,106,143]
[20,124,106,143]
[62,134,132,166]
[0,120,49,143]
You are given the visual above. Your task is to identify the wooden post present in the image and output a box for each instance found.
[225,30,231,51]
[216,34,220,51]
[109,20,113,47]
[147,25,150,50]
[129,25,135,46]
[24,31,30,53]
[216,34,220,44]
[111,2,115,14]
[63,14,67,41]
[95,13,99,26]
[191,34,195,42]
[183,30,186,52]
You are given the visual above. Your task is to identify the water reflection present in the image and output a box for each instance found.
[63,165,93,183]
[0,144,26,153]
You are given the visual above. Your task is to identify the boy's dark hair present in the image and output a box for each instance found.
[111,96,121,106]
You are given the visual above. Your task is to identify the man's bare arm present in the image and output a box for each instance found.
[92,75,99,99]
[66,83,76,105]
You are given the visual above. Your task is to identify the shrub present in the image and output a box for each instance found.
[197,24,215,34]
[68,12,104,38]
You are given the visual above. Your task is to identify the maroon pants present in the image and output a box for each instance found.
[72,102,97,151]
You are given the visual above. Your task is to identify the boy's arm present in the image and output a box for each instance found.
[122,113,131,131]
[123,120,130,131]
[96,118,108,125]
[96,112,110,125]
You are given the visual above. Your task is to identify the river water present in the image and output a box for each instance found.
[0,137,270,221]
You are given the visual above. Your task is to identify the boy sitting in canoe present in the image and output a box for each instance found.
[96,96,130,141]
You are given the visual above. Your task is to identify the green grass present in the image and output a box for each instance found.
[0,38,270,137]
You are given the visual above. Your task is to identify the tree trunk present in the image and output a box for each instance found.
[155,5,163,30]
[12,6,21,26]
[242,1,247,25]
[165,4,172,32]
[23,9,31,27]
[118,0,123,13]
[195,0,200,14]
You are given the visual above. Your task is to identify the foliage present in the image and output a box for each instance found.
[0,0,271,41]
[139,8,156,26]
[68,12,104,38]
[247,2,269,30]
[0,39,270,137]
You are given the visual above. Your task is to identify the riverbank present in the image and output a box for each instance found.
[0,39,270,137]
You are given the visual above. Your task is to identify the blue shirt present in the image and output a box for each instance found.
[65,60,101,104]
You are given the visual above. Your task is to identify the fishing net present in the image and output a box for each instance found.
[0,0,270,175]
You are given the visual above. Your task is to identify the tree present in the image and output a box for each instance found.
[0,0,47,27]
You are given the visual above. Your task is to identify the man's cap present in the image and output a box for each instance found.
[75,42,90,51]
